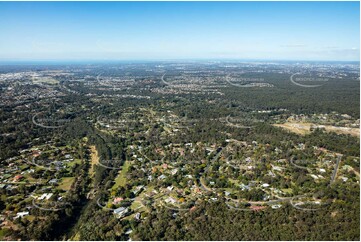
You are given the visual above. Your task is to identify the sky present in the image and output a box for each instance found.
[0,1,359,61]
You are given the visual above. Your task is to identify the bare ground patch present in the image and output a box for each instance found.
[273,122,359,137]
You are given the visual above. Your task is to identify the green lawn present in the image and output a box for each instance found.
[58,177,75,191]
[0,228,10,240]
[130,201,143,210]
[32,77,59,85]
[228,178,240,186]
[112,161,130,189]
[67,159,81,168]
[72,232,81,241]
[281,188,293,194]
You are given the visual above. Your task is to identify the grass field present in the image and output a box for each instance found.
[32,77,59,85]
[89,145,99,177]
[112,161,130,189]
[58,177,75,191]
[130,200,143,210]
[281,188,293,194]
[67,159,81,168]
[71,232,81,241]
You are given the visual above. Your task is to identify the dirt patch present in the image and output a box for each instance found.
[274,122,359,137]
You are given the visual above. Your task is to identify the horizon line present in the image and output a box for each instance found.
[0,58,359,64]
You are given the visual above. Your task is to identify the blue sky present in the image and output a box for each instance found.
[0,1,359,61]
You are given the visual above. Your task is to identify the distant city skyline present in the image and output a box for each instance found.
[0,1,359,61]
